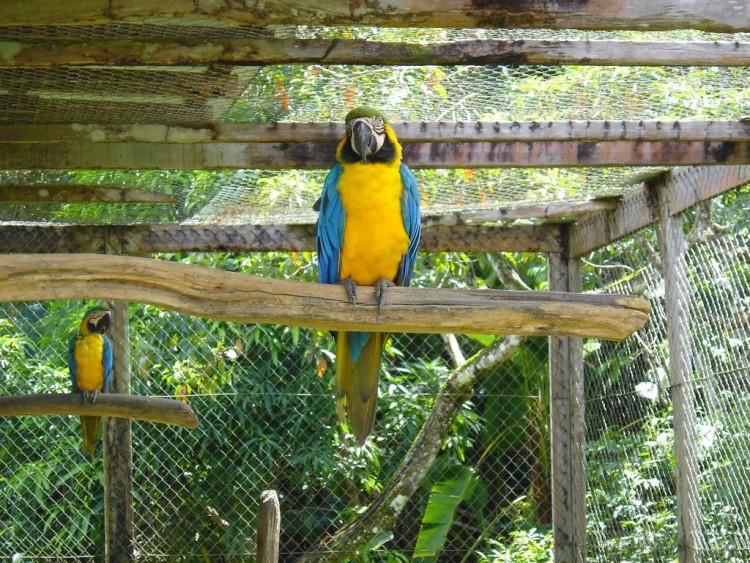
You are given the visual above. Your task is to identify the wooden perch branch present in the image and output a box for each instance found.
[0,254,649,341]
[0,393,199,428]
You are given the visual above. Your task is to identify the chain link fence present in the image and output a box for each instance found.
[1,191,748,561]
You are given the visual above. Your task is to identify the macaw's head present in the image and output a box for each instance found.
[80,305,111,336]
[340,107,399,164]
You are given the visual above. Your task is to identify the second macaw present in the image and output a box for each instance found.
[316,107,421,446]
[67,305,113,454]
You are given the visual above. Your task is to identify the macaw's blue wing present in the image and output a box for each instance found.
[102,335,113,393]
[316,163,346,285]
[398,162,422,287]
[67,333,77,393]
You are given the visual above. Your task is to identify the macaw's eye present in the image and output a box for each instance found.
[371,116,385,133]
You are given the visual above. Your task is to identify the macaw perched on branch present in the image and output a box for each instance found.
[315,107,421,446]
[67,305,113,454]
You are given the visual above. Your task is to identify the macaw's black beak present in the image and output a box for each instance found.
[94,311,111,334]
[351,121,375,163]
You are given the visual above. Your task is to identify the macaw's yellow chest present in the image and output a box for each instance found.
[73,334,106,392]
[337,161,409,285]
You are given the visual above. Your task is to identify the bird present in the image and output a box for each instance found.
[67,305,113,454]
[315,107,421,446]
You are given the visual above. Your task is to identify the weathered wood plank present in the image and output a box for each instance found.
[548,252,586,563]
[103,299,135,563]
[0,223,563,254]
[257,491,281,563]
[4,120,749,143]
[0,66,241,97]
[0,254,650,340]
[422,200,618,227]
[0,185,178,204]
[657,195,701,563]
[0,0,747,31]
[569,165,750,256]
[0,393,199,428]
[3,38,749,67]
[1,140,747,169]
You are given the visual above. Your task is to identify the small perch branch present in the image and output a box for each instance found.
[0,254,650,341]
[0,393,199,428]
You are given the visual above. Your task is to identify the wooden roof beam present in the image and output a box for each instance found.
[3,120,750,144]
[1,0,748,32]
[569,165,750,257]
[1,140,747,169]
[0,185,178,204]
[2,38,749,67]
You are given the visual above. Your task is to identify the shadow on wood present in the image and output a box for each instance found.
[0,254,650,341]
[0,393,199,428]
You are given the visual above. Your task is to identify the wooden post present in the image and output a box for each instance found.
[657,183,702,562]
[103,299,135,562]
[257,490,281,563]
[548,251,586,562]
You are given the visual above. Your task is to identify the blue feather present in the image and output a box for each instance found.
[316,163,345,286]
[398,162,422,287]
[102,335,113,393]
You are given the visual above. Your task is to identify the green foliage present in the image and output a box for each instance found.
[476,527,552,563]
[413,465,474,561]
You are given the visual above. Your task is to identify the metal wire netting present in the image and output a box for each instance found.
[0,167,657,226]
[0,250,548,561]
[583,210,750,561]
[1,191,748,560]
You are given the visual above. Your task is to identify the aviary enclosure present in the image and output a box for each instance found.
[0,2,749,562]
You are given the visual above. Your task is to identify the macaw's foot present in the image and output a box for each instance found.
[81,390,99,404]
[340,278,358,305]
[374,278,396,313]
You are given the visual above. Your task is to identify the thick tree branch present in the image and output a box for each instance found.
[0,393,199,428]
[299,335,524,562]
[0,254,649,341]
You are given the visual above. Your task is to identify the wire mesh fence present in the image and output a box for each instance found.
[0,191,748,561]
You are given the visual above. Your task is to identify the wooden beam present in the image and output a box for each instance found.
[103,299,135,563]
[0,254,650,340]
[0,0,747,31]
[0,185,178,204]
[4,121,749,143]
[657,193,701,563]
[1,140,747,169]
[3,38,750,67]
[422,199,618,227]
[0,223,563,254]
[548,252,586,563]
[569,165,750,257]
[0,393,199,428]
[256,491,281,563]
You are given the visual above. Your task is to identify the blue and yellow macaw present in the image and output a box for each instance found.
[67,305,113,454]
[316,107,421,446]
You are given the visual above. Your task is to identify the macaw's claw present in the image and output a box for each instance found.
[374,278,396,313]
[81,390,99,404]
[340,278,358,305]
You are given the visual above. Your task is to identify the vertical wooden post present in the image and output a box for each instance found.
[103,299,135,562]
[658,186,702,563]
[548,251,586,563]
[257,490,281,563]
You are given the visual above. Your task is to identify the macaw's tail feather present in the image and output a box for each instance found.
[336,331,388,447]
[80,415,100,454]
